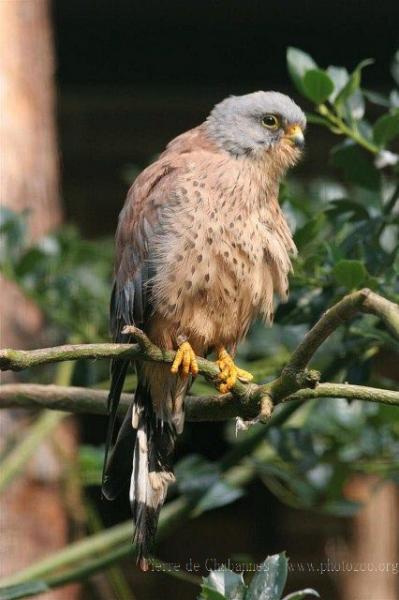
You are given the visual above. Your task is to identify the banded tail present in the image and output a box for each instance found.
[103,368,186,570]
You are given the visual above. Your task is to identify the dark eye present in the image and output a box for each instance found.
[262,114,279,130]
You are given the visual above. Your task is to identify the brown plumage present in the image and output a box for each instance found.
[102,91,306,569]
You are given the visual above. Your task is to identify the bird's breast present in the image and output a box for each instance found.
[150,199,277,349]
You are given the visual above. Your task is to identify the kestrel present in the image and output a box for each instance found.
[102,91,306,569]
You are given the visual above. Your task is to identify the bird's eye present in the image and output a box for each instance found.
[262,114,279,130]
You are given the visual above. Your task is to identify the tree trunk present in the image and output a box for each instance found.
[339,476,399,600]
[0,2,78,598]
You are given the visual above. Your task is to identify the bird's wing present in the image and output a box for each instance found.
[103,157,182,487]
[113,159,183,334]
[111,124,215,340]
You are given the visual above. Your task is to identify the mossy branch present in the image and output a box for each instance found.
[1,382,398,421]
[0,289,398,422]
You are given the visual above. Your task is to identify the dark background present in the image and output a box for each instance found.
[50,2,398,597]
[53,0,399,236]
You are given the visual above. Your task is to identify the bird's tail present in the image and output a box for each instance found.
[130,379,177,570]
[103,369,186,570]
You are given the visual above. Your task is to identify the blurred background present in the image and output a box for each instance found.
[1,1,398,599]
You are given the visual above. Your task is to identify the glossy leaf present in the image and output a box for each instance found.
[199,569,246,600]
[302,69,334,104]
[287,48,317,95]
[246,553,288,600]
[192,481,244,516]
[363,89,391,108]
[373,112,399,146]
[326,66,349,101]
[346,89,366,121]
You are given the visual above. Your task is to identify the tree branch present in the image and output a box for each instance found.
[285,382,399,406]
[0,382,398,424]
[0,326,274,420]
[284,288,399,374]
[0,290,398,423]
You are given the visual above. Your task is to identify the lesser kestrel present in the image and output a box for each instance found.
[102,91,306,569]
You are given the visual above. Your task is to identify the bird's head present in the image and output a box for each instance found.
[206,91,306,169]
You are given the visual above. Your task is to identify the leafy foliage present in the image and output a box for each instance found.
[199,553,319,600]
[0,208,113,343]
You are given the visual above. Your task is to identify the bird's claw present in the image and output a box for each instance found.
[171,341,199,378]
[216,348,253,393]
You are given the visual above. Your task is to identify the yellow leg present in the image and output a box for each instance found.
[216,347,253,393]
[171,341,199,378]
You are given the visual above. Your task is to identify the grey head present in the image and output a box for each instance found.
[205,91,306,157]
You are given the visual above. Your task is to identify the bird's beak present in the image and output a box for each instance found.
[284,124,305,149]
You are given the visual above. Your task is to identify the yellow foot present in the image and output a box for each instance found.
[216,348,253,393]
[171,341,199,378]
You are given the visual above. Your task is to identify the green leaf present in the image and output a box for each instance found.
[246,553,288,600]
[294,214,325,250]
[282,589,320,600]
[326,66,349,101]
[175,454,219,495]
[373,112,399,146]
[326,199,369,222]
[0,581,50,600]
[331,142,380,190]
[334,59,374,107]
[327,65,366,119]
[175,455,243,515]
[200,587,227,600]
[333,260,367,289]
[193,481,244,516]
[302,69,335,104]
[199,570,246,600]
[346,89,365,121]
[287,48,317,96]
[363,89,391,108]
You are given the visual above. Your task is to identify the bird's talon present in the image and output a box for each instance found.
[171,341,198,378]
[236,367,253,383]
[216,348,253,393]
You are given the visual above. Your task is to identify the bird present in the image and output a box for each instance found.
[102,91,306,570]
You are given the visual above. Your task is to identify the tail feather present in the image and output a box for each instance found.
[129,382,177,567]
[102,403,136,501]
[103,378,181,569]
[101,357,129,497]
